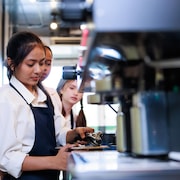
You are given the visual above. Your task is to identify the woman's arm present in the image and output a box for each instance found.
[22,144,72,171]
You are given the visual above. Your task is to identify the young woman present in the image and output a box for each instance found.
[40,45,53,82]
[40,45,63,117]
[56,79,87,180]
[56,79,87,129]
[0,31,93,180]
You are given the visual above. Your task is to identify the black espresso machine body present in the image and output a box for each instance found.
[60,0,180,157]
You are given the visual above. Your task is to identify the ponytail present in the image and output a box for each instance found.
[76,99,87,127]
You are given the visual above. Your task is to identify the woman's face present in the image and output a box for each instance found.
[40,47,52,81]
[13,46,45,92]
[60,80,83,106]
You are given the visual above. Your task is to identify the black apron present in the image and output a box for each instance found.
[3,84,59,180]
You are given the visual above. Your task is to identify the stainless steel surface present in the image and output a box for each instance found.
[68,151,180,180]
[93,0,180,31]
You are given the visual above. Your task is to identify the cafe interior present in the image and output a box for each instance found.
[1,0,180,179]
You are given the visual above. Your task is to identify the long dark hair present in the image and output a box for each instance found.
[6,31,45,80]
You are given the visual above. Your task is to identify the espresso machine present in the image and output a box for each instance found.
[60,0,180,158]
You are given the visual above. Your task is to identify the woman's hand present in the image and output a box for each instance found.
[75,127,94,139]
[22,144,74,172]
[55,144,74,170]
[66,127,94,144]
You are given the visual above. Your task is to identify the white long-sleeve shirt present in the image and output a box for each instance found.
[0,76,67,178]
[44,86,69,145]
[44,86,75,131]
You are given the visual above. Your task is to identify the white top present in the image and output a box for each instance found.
[59,103,77,130]
[44,85,62,116]
[0,76,67,178]
[45,87,76,130]
[61,113,74,130]
[45,86,71,142]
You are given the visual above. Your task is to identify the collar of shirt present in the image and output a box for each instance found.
[10,76,47,105]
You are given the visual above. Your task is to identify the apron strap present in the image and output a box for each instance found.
[70,110,74,129]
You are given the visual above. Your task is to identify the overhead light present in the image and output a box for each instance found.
[50,21,58,30]
[50,14,58,30]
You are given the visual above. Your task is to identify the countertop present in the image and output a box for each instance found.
[68,150,180,180]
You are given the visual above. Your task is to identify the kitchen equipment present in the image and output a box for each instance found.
[130,91,169,156]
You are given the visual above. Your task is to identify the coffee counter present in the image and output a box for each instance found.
[68,150,180,180]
